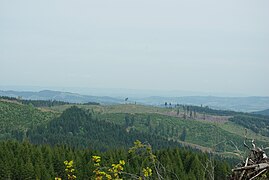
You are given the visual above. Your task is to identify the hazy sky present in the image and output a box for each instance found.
[1,0,269,96]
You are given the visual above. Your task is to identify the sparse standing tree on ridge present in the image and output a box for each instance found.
[125,97,128,104]
[180,127,187,142]
[190,111,193,118]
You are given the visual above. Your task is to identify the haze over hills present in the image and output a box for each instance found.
[0,85,249,97]
[1,89,269,112]
[1,0,269,178]
[137,96,269,112]
[0,89,122,104]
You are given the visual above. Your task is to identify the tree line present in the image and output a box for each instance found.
[0,96,100,107]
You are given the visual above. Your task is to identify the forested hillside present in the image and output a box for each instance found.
[1,98,269,179]
[27,106,181,150]
[0,100,57,140]
[46,103,269,152]
[1,99,269,153]
[230,114,269,136]
[253,109,269,116]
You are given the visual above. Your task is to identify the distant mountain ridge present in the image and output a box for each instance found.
[1,89,269,112]
[136,96,269,112]
[0,90,122,104]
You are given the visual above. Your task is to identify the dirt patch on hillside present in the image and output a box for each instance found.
[0,99,23,105]
[157,110,230,123]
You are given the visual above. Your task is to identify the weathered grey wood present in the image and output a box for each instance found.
[230,135,269,180]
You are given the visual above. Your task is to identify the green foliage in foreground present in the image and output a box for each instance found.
[0,140,231,180]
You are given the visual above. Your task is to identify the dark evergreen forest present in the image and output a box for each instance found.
[26,106,182,150]
[0,140,231,180]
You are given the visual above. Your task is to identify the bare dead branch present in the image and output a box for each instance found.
[230,128,269,180]
[249,169,267,180]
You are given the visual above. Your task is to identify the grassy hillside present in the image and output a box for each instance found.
[45,103,269,153]
[46,104,168,114]
[46,103,268,147]
[0,100,58,139]
[98,112,269,152]
[1,99,268,156]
